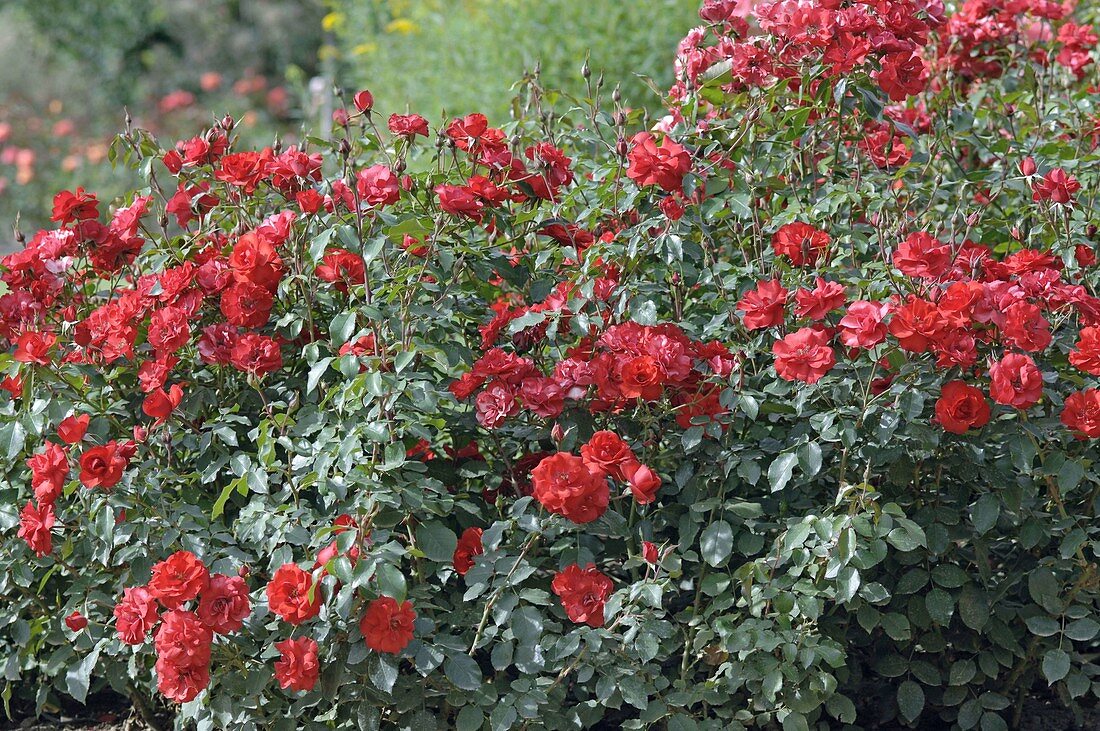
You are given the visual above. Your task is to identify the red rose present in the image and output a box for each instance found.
[57,414,89,444]
[353,89,374,113]
[531,452,609,524]
[51,187,99,224]
[1032,168,1080,204]
[356,165,400,207]
[316,249,366,292]
[1002,302,1051,353]
[155,657,210,704]
[453,527,484,576]
[197,574,252,634]
[18,500,54,557]
[26,442,69,505]
[772,222,830,266]
[518,377,565,418]
[266,563,321,625]
[888,297,943,353]
[475,382,518,429]
[229,231,283,291]
[220,280,274,328]
[154,609,213,668]
[198,323,239,366]
[359,596,416,654]
[142,384,184,425]
[13,331,57,365]
[230,333,283,376]
[1061,389,1100,439]
[988,353,1043,409]
[624,461,662,504]
[737,280,788,330]
[934,381,991,434]
[626,131,691,192]
[580,431,635,481]
[551,563,613,627]
[65,611,88,632]
[114,586,160,644]
[215,149,273,194]
[642,541,659,564]
[893,232,950,280]
[618,355,664,400]
[78,440,134,490]
[838,301,889,349]
[1070,326,1100,375]
[149,551,210,609]
[435,184,484,221]
[147,306,191,354]
[794,278,847,320]
[772,327,836,384]
[388,113,430,137]
[274,636,320,692]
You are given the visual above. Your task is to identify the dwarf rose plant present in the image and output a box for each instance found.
[2,0,1100,729]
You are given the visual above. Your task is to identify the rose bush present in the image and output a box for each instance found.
[2,0,1100,729]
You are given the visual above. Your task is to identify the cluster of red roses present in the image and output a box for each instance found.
[112,551,250,703]
[673,0,944,115]
[738,205,1100,438]
[110,540,420,703]
[939,0,1097,82]
[450,304,737,623]
[18,414,134,557]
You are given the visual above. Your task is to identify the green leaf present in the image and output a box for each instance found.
[65,645,101,704]
[1042,648,1070,684]
[699,520,734,567]
[444,653,483,691]
[1065,618,1099,641]
[897,680,925,723]
[886,520,925,552]
[970,494,999,535]
[1025,616,1060,637]
[768,452,798,492]
[415,522,458,563]
[368,654,398,693]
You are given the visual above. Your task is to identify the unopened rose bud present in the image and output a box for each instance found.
[1020,156,1037,177]
[616,136,628,157]
[1087,224,1098,239]
[159,215,169,230]
[581,60,591,79]
[966,212,980,227]
[1011,226,1023,240]
[221,114,235,131]
[612,85,622,103]
[551,423,565,443]
[642,541,659,564]
[613,111,626,127]
[338,138,351,158]
[238,564,250,578]
[353,89,374,113]
[64,611,88,632]
[394,159,407,174]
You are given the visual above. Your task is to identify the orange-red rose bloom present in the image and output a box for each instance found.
[934,381,990,434]
[359,596,416,654]
[266,564,321,625]
[531,452,609,524]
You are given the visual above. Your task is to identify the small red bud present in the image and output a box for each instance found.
[1019,156,1037,177]
[64,611,88,632]
[353,90,374,113]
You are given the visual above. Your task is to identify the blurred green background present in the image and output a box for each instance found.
[0,0,698,237]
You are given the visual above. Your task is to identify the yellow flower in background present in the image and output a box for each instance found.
[319,44,341,61]
[385,18,419,35]
[352,42,378,57]
[322,11,346,32]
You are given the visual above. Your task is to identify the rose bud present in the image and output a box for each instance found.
[238,564,250,578]
[1019,157,1037,177]
[642,541,659,564]
[65,611,88,632]
[353,90,374,113]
